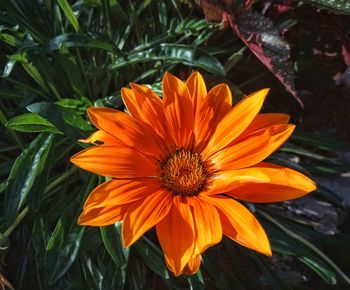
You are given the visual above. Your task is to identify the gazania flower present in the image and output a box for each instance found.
[70,71,316,276]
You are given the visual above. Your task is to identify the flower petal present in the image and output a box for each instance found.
[189,197,222,255]
[122,190,172,247]
[182,255,202,275]
[226,162,317,202]
[121,85,173,151]
[194,83,232,153]
[186,71,207,115]
[70,145,158,178]
[87,107,166,158]
[82,179,161,209]
[79,130,122,146]
[238,113,290,139]
[156,196,195,276]
[202,88,269,158]
[210,124,295,170]
[204,168,272,195]
[78,205,127,226]
[162,72,194,148]
[202,195,271,256]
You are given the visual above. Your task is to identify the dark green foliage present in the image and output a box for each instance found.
[0,0,349,289]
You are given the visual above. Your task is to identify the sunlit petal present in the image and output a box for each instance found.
[210,124,295,170]
[202,88,269,158]
[70,145,158,178]
[156,196,195,276]
[122,190,172,247]
[163,72,194,148]
[203,195,271,256]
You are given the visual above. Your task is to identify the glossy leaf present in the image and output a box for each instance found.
[27,102,88,139]
[48,226,85,284]
[4,134,54,224]
[100,222,129,268]
[299,253,337,285]
[134,236,170,279]
[47,33,123,56]
[6,113,62,134]
[111,43,225,76]
[57,0,79,32]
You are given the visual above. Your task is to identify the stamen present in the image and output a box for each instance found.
[160,149,210,196]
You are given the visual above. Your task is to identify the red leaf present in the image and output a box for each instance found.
[229,11,302,106]
[342,45,350,67]
[195,0,233,22]
[196,2,302,106]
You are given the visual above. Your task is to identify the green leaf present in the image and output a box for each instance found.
[4,134,54,224]
[186,270,205,290]
[100,222,129,268]
[56,98,92,111]
[27,102,87,139]
[49,226,85,284]
[224,48,245,73]
[47,33,124,56]
[134,236,169,279]
[46,219,65,251]
[111,43,225,76]
[58,0,79,32]
[291,131,350,152]
[281,142,339,164]
[299,252,337,285]
[259,210,350,286]
[6,113,62,134]
[298,0,350,14]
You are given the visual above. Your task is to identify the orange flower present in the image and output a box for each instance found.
[71,72,316,276]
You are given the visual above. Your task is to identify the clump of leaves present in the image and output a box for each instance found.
[0,0,349,289]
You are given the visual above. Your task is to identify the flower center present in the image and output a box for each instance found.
[160,149,210,197]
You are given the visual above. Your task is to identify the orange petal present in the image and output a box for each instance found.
[202,195,271,256]
[204,168,272,195]
[122,190,172,247]
[238,113,290,140]
[189,197,222,255]
[201,88,269,159]
[120,87,139,117]
[156,196,195,276]
[194,83,232,153]
[182,255,202,275]
[122,85,174,151]
[82,179,161,209]
[225,162,317,202]
[162,72,194,148]
[87,107,166,158]
[70,145,158,178]
[210,124,295,170]
[78,205,127,226]
[186,71,207,115]
[79,130,122,146]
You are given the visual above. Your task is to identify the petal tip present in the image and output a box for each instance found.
[77,211,89,226]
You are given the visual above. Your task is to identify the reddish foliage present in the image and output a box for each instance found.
[342,45,350,67]
[196,0,302,105]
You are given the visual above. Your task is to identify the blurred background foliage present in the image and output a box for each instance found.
[0,0,350,289]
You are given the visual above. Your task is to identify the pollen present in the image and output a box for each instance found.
[160,149,210,197]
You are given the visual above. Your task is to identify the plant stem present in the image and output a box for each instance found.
[3,207,28,237]
[44,166,77,195]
